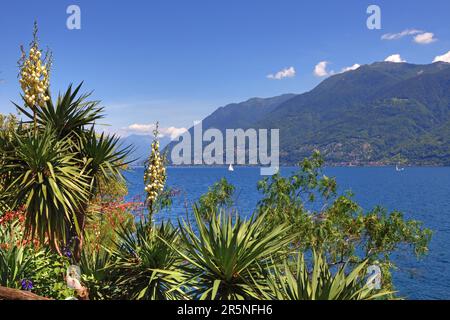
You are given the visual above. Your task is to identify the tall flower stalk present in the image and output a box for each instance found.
[18,22,51,134]
[144,123,167,217]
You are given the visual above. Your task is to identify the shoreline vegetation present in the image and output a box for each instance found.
[0,25,433,301]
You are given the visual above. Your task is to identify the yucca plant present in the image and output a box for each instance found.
[174,207,294,300]
[4,83,132,261]
[1,129,90,252]
[259,251,393,300]
[80,249,114,300]
[107,221,186,300]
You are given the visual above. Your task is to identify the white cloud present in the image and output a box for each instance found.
[314,61,333,77]
[382,29,437,45]
[414,32,437,44]
[433,51,450,63]
[162,127,189,140]
[127,124,155,132]
[267,66,296,80]
[126,124,188,140]
[384,54,406,63]
[341,64,361,73]
[381,29,422,40]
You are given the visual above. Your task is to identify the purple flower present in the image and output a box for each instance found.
[21,279,33,291]
[62,246,72,258]
[68,235,79,244]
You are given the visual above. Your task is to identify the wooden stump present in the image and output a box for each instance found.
[0,286,51,300]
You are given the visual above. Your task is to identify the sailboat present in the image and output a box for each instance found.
[228,163,234,172]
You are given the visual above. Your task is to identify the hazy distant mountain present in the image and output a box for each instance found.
[163,94,296,161]
[166,61,450,165]
[120,134,171,165]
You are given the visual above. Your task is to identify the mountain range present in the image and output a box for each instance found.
[120,134,171,166]
[134,61,450,166]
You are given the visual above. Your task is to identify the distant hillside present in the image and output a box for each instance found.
[259,62,450,165]
[165,61,450,166]
[120,134,171,166]
[198,94,296,131]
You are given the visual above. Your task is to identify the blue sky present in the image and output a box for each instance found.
[1,0,450,137]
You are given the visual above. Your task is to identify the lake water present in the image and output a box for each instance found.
[124,166,450,300]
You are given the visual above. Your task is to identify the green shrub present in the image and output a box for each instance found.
[174,207,294,300]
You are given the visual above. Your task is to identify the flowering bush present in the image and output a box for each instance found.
[84,200,138,253]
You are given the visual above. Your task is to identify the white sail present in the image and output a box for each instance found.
[228,164,234,171]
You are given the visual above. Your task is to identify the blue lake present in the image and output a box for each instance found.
[124,166,450,300]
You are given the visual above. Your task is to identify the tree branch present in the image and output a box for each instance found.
[0,286,51,300]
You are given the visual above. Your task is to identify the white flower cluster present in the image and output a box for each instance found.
[19,45,50,108]
[144,140,166,207]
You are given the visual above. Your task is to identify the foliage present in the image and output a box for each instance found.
[0,114,19,212]
[31,251,74,300]
[79,128,132,195]
[259,251,392,300]
[2,81,132,259]
[257,150,336,230]
[79,187,137,300]
[0,114,18,142]
[79,170,137,300]
[80,249,114,300]
[197,178,235,220]
[0,219,38,289]
[257,151,432,291]
[0,214,73,299]
[84,201,136,253]
[174,207,294,300]
[15,83,103,139]
[106,221,186,300]
[1,129,90,251]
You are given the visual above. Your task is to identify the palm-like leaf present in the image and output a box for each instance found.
[14,83,104,139]
[78,128,133,193]
[107,222,186,300]
[260,251,393,300]
[174,207,294,300]
[80,249,114,300]
[1,129,90,249]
